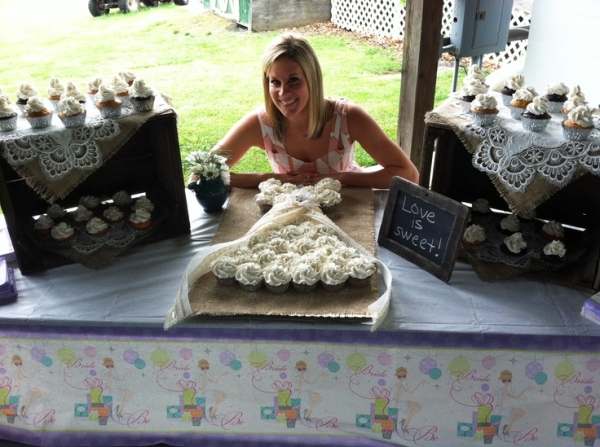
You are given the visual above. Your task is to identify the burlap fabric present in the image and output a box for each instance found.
[0,95,175,203]
[425,97,593,214]
[165,187,394,331]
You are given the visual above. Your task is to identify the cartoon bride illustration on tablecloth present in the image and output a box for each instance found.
[294,360,325,421]
[495,369,532,436]
[391,366,425,433]
[197,359,228,419]
[102,357,133,419]
[12,355,42,419]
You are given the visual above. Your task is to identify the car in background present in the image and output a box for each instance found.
[88,0,189,17]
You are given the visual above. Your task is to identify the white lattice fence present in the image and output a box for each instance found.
[331,0,531,66]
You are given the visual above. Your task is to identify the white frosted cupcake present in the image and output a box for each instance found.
[541,240,567,269]
[87,77,103,104]
[263,264,292,294]
[110,75,131,108]
[103,206,125,224]
[462,224,486,250]
[79,195,101,211]
[456,79,487,114]
[500,232,528,256]
[346,256,376,288]
[470,93,498,127]
[540,220,564,241]
[118,70,136,86]
[86,217,109,236]
[24,96,53,129]
[499,214,520,235]
[319,262,349,292]
[500,74,525,106]
[509,86,538,120]
[521,97,551,132]
[211,256,238,286]
[47,77,65,110]
[34,214,55,235]
[0,96,18,132]
[235,261,263,292]
[95,84,122,119]
[61,82,86,105]
[562,105,594,141]
[544,82,569,113]
[50,222,76,243]
[57,97,86,128]
[471,198,491,215]
[291,262,320,293]
[112,190,133,209]
[562,85,587,115]
[46,203,68,220]
[16,82,39,113]
[129,79,155,112]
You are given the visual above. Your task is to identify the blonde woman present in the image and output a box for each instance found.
[206,33,418,190]
[102,357,133,419]
[392,366,425,433]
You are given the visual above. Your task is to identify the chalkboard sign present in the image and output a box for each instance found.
[378,177,470,282]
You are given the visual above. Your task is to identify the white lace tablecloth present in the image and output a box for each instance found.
[0,94,175,203]
[426,92,600,213]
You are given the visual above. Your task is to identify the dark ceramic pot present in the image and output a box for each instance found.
[188,177,228,213]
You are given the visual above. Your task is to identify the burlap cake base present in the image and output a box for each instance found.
[185,187,379,321]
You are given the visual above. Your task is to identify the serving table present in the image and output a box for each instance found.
[0,188,599,447]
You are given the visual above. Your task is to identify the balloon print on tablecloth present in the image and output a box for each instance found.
[346,353,366,373]
[180,348,193,361]
[248,350,268,369]
[420,357,442,380]
[0,344,5,356]
[134,358,146,370]
[84,346,97,358]
[123,349,139,364]
[587,358,600,372]
[220,351,236,366]
[585,386,593,394]
[378,352,391,366]
[429,367,442,380]
[481,384,489,392]
[555,360,576,381]
[229,359,242,371]
[482,355,496,370]
[534,372,548,385]
[525,361,543,380]
[449,357,470,379]
[31,347,52,367]
[0,369,5,375]
[328,361,340,373]
[277,349,291,362]
[57,347,76,366]
[150,349,170,368]
[318,352,340,373]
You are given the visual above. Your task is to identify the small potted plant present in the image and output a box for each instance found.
[184,150,230,213]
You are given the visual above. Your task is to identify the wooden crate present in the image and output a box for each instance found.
[0,112,190,273]
[422,124,600,292]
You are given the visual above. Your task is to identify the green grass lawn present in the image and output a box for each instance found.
[1,0,461,177]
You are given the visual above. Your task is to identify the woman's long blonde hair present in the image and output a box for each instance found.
[261,33,327,143]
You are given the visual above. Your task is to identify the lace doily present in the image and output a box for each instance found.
[455,95,600,193]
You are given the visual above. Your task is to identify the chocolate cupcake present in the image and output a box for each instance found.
[521,97,551,132]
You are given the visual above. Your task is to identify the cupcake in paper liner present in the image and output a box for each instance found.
[521,96,551,132]
[500,74,525,106]
[562,105,594,141]
[111,74,131,108]
[57,97,86,128]
[47,76,65,110]
[24,96,53,129]
[561,85,587,115]
[16,82,39,114]
[61,81,87,105]
[291,262,319,293]
[263,264,292,294]
[456,78,487,114]
[129,79,155,112]
[95,84,123,119]
[346,256,376,288]
[509,85,538,120]
[87,76,103,104]
[470,93,498,126]
[462,224,486,252]
[0,96,18,132]
[319,262,348,292]
[235,261,263,292]
[211,256,238,286]
[540,240,567,270]
[544,81,569,113]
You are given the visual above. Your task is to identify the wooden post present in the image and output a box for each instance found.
[398,0,444,172]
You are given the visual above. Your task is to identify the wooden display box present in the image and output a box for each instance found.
[423,124,600,292]
[0,112,190,274]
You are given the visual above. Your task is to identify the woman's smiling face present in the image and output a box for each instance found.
[267,56,310,121]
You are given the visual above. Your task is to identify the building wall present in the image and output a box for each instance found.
[250,0,331,32]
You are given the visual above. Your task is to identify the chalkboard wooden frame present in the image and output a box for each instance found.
[378,176,470,282]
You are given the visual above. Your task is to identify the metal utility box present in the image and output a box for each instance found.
[450,0,514,57]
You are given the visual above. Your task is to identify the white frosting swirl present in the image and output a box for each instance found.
[517,209,536,220]
[79,195,100,209]
[51,222,75,240]
[235,262,263,286]
[513,86,538,101]
[347,256,376,279]
[211,256,238,279]
[317,189,341,207]
[319,262,349,286]
[95,84,117,103]
[17,83,39,101]
[504,74,525,91]
[472,198,490,213]
[263,264,292,286]
[0,96,15,118]
[118,70,136,83]
[35,215,55,230]
[546,82,569,96]
[567,105,594,128]
[563,96,587,113]
[103,206,124,222]
[61,82,86,102]
[47,77,64,97]
[291,262,320,286]
[112,190,132,206]
[568,85,586,101]
[129,209,151,224]
[466,65,486,83]
[500,214,520,232]
[133,196,154,212]
[110,75,129,94]
[525,96,549,116]
[57,97,85,116]
[543,240,566,258]
[542,220,564,237]
[86,217,109,235]
[25,96,48,114]
[460,79,487,96]
[130,79,153,98]
[315,178,342,192]
[253,248,277,266]
[463,224,486,243]
[471,93,497,110]
[46,204,67,219]
[504,232,527,253]
[73,205,93,222]
[88,77,103,93]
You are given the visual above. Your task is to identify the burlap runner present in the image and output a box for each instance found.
[425,98,590,214]
[0,97,175,203]
[186,187,378,319]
